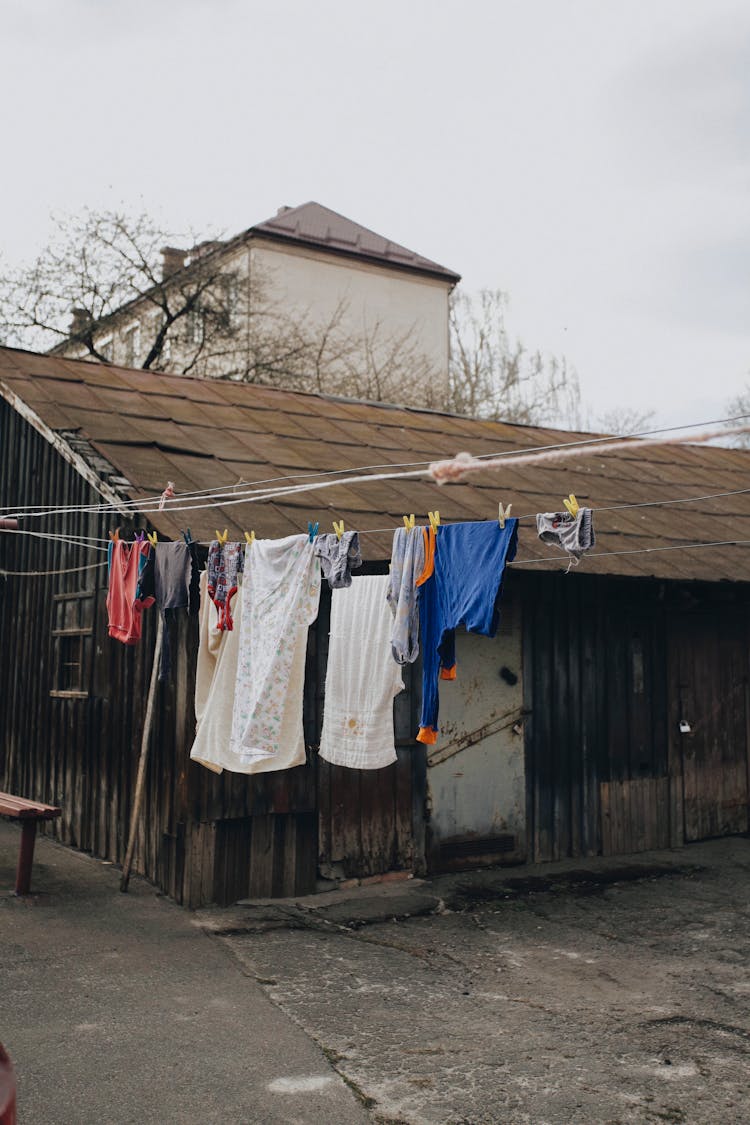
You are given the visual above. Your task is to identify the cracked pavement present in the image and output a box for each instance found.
[208,839,750,1124]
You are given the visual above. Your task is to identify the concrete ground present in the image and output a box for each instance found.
[198,840,750,1125]
[0,820,370,1124]
[4,822,750,1124]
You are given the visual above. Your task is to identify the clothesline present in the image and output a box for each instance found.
[429,423,750,483]
[2,536,750,580]
[3,412,750,522]
[0,560,109,578]
[2,483,749,548]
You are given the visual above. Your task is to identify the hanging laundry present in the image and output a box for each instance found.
[153,540,200,679]
[190,571,244,774]
[536,508,595,566]
[319,574,405,769]
[417,520,518,745]
[230,534,321,770]
[206,539,244,631]
[386,525,426,664]
[106,538,154,645]
[314,530,362,589]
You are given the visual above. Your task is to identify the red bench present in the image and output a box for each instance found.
[0,793,61,895]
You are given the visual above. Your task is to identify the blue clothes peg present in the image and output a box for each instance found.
[182,528,193,545]
[307,521,319,543]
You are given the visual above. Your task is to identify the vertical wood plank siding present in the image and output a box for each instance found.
[0,403,424,906]
[522,571,750,862]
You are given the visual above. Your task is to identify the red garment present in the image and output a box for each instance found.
[107,540,154,644]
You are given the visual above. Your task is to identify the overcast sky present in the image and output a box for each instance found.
[2,0,749,429]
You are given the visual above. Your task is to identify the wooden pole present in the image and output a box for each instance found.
[120,613,164,893]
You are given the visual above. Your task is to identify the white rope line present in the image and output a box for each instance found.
[429,424,750,483]
[509,538,750,566]
[3,482,750,548]
[3,537,749,580]
[4,411,750,520]
[0,560,108,577]
[8,416,750,524]
[0,527,109,551]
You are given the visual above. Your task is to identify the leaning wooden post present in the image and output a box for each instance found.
[120,613,164,893]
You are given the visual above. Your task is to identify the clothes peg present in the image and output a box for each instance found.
[215,528,229,545]
[244,530,255,547]
[563,494,580,519]
[307,521,319,543]
[159,481,175,511]
[108,529,120,542]
[428,511,440,534]
[333,520,345,541]
[147,531,158,548]
[182,528,193,545]
[134,531,146,542]
[498,502,512,529]
[403,514,416,533]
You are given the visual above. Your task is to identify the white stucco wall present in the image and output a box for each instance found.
[426,594,526,862]
[249,240,451,380]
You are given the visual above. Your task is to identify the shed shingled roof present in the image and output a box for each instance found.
[1,345,750,583]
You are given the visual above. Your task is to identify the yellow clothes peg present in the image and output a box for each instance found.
[428,511,440,534]
[498,502,512,528]
[333,520,345,541]
[563,494,579,519]
[403,514,416,532]
[244,530,255,547]
[146,531,158,547]
[215,528,229,545]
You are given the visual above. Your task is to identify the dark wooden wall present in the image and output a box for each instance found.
[0,402,425,907]
[522,570,750,863]
[5,398,749,907]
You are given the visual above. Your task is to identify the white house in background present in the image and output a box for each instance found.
[55,202,461,399]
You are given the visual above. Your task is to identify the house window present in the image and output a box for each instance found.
[99,335,114,362]
[149,312,171,366]
[223,274,239,329]
[187,308,204,346]
[123,321,141,367]
[50,590,95,699]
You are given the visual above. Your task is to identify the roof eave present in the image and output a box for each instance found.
[247,227,462,286]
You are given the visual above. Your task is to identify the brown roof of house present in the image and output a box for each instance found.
[248,202,461,284]
[1,345,749,584]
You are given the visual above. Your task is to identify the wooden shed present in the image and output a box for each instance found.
[2,345,750,906]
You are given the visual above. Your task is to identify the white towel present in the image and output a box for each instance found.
[190,571,241,774]
[231,534,321,770]
[319,574,405,769]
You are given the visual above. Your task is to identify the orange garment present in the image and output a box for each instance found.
[107,540,154,645]
[415,526,436,587]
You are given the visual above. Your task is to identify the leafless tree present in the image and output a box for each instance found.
[724,383,750,446]
[589,406,657,436]
[0,209,239,370]
[0,209,441,405]
[447,289,581,426]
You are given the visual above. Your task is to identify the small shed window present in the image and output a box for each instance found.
[50,590,95,699]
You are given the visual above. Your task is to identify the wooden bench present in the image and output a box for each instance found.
[0,793,61,895]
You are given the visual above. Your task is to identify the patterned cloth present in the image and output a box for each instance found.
[319,575,404,769]
[230,535,321,770]
[314,531,362,589]
[386,526,426,665]
[206,540,244,631]
[536,508,595,564]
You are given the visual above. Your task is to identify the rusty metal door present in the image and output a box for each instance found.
[668,611,749,842]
